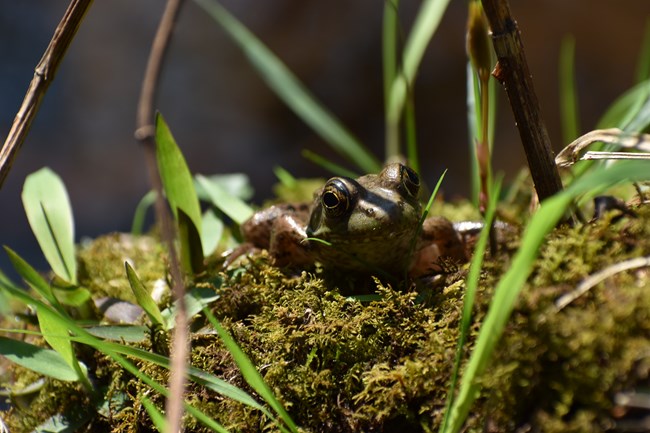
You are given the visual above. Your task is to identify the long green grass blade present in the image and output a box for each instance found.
[131,190,156,235]
[439,178,501,433]
[635,18,650,83]
[443,160,650,433]
[559,35,580,144]
[193,0,380,173]
[386,0,452,157]
[204,307,300,433]
[22,167,77,283]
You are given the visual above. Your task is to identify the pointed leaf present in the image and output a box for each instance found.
[22,167,77,283]
[178,208,205,274]
[125,262,165,327]
[196,174,253,225]
[201,209,224,256]
[155,113,203,236]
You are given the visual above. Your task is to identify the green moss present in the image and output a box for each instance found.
[2,206,650,432]
[77,233,168,303]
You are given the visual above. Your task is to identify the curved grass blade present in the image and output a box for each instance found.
[442,160,650,433]
[559,35,580,144]
[203,307,300,433]
[22,167,77,283]
[0,336,80,382]
[131,190,156,235]
[193,0,380,173]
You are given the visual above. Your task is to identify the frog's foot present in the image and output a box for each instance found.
[409,216,467,278]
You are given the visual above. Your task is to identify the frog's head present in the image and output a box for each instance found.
[306,163,423,274]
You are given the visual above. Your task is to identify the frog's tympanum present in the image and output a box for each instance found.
[241,163,467,277]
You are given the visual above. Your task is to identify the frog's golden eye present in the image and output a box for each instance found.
[321,179,351,218]
[400,165,420,198]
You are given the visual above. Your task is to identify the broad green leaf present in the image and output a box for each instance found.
[201,209,224,256]
[36,305,91,390]
[204,307,300,433]
[4,246,56,305]
[125,262,165,327]
[443,160,650,433]
[33,411,93,433]
[155,113,203,236]
[194,173,254,202]
[22,167,77,283]
[196,174,253,225]
[193,0,380,173]
[0,336,80,381]
[141,395,167,433]
[178,208,205,274]
[51,275,91,307]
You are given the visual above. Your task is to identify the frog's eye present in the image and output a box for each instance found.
[400,165,420,198]
[321,179,352,218]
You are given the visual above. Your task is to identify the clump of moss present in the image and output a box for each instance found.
[478,206,650,432]
[2,205,649,433]
[77,233,167,303]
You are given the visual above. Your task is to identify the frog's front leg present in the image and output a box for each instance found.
[409,216,467,277]
[240,204,313,267]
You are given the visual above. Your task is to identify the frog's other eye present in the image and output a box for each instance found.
[321,179,352,218]
[400,165,420,198]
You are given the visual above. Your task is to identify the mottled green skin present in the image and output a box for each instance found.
[241,163,466,276]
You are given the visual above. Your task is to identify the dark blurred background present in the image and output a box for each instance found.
[1,0,648,275]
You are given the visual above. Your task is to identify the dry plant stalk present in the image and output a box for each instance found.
[481,0,564,202]
[555,128,650,168]
[134,1,188,432]
[0,0,94,188]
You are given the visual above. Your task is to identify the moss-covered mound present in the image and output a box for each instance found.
[2,206,649,432]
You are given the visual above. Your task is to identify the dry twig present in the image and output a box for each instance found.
[0,0,94,188]
[481,0,564,202]
[555,128,650,168]
[134,1,188,432]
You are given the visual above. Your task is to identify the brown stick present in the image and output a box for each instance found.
[481,0,563,202]
[0,0,94,188]
[134,1,187,432]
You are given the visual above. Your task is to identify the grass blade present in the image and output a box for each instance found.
[204,307,300,433]
[4,246,56,305]
[192,0,380,173]
[131,190,156,235]
[141,395,167,433]
[22,167,77,283]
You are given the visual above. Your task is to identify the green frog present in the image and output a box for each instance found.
[240,163,467,277]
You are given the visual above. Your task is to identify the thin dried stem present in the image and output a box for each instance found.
[481,0,564,202]
[134,1,187,432]
[0,0,94,188]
